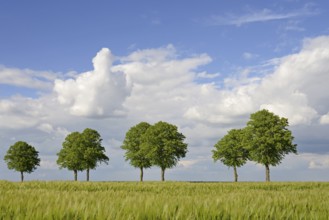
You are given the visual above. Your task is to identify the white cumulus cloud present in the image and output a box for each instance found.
[54,48,131,117]
[298,153,329,169]
[112,45,212,122]
[184,36,329,126]
[320,113,329,124]
[0,97,46,129]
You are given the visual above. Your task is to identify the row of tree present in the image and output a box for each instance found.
[2,122,188,182]
[121,121,188,181]
[3,128,109,182]
[56,121,188,182]
[2,110,297,182]
[56,128,109,181]
[212,109,297,182]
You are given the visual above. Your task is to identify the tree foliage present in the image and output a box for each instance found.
[142,121,188,181]
[81,128,109,181]
[212,129,248,182]
[245,109,297,181]
[57,128,109,181]
[121,122,152,181]
[57,132,85,181]
[4,141,40,182]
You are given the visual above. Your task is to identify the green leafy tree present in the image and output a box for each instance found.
[4,141,40,182]
[245,109,297,182]
[121,122,152,182]
[81,128,109,181]
[212,129,249,182]
[57,132,85,181]
[142,121,188,181]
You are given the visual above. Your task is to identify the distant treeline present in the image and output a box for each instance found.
[3,109,296,182]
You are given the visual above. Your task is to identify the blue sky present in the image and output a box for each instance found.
[2,1,327,72]
[1,0,329,182]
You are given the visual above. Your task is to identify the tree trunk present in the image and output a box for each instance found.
[140,167,144,182]
[265,164,270,182]
[86,168,90,182]
[20,171,24,182]
[233,166,238,182]
[74,170,78,181]
[161,167,165,181]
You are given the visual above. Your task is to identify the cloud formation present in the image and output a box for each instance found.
[299,153,329,169]
[0,66,57,90]
[54,48,131,117]
[112,45,213,123]
[207,6,317,26]
[320,113,329,124]
[184,36,329,126]
[0,97,45,129]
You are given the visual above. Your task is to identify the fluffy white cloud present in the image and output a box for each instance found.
[320,113,329,124]
[257,36,329,124]
[0,66,57,90]
[112,45,212,123]
[49,37,329,127]
[0,97,45,129]
[184,83,257,124]
[47,37,329,146]
[115,45,211,86]
[37,123,69,137]
[54,48,131,117]
[298,153,329,169]
[37,123,54,133]
[183,36,329,126]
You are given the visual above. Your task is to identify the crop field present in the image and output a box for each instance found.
[0,181,328,219]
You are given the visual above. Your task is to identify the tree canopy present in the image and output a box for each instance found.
[57,128,109,181]
[121,122,152,181]
[142,121,188,181]
[81,128,109,181]
[4,141,40,182]
[57,131,85,181]
[245,109,297,181]
[212,129,249,182]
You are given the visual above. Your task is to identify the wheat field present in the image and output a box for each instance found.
[0,181,328,219]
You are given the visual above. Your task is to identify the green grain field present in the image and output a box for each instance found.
[0,181,328,219]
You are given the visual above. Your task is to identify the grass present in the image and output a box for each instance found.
[0,181,328,219]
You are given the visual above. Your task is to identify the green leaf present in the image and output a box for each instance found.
[4,141,40,174]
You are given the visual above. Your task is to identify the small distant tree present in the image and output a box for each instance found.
[212,129,249,182]
[81,128,109,181]
[57,132,85,181]
[4,141,40,182]
[121,122,152,182]
[245,109,297,182]
[142,121,188,181]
